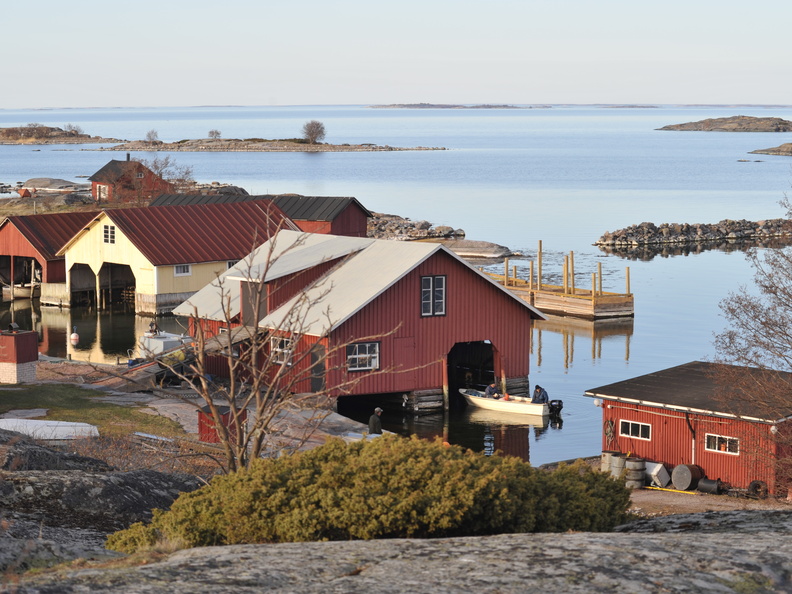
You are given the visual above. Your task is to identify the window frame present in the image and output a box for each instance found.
[346,342,380,371]
[103,224,115,244]
[421,275,446,317]
[270,335,294,365]
[619,419,651,441]
[705,433,740,455]
[174,264,192,277]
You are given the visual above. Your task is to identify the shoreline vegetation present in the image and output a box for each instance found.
[0,126,445,152]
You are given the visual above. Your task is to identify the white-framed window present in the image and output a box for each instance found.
[619,420,651,441]
[136,172,145,179]
[227,260,240,269]
[103,224,115,244]
[421,275,446,316]
[219,326,229,334]
[270,335,294,364]
[346,342,380,371]
[705,433,740,455]
[174,264,192,277]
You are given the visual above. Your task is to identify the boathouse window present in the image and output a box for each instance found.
[270,336,294,364]
[619,420,651,441]
[103,225,115,244]
[227,260,240,269]
[174,264,192,277]
[421,276,446,316]
[346,342,380,371]
[705,433,739,455]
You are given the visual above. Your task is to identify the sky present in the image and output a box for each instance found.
[3,0,792,109]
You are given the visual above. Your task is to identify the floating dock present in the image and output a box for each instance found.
[485,242,634,320]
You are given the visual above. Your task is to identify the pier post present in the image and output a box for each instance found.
[503,258,509,286]
[537,240,543,290]
[563,257,568,294]
[570,251,575,295]
[626,266,631,295]
[591,273,596,298]
[597,262,603,295]
[529,260,534,290]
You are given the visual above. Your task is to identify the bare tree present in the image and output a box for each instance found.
[714,201,792,492]
[145,129,160,143]
[208,129,221,139]
[302,120,326,144]
[134,155,195,193]
[136,233,395,473]
[64,123,84,135]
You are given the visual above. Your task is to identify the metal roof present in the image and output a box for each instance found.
[176,230,544,335]
[88,160,148,183]
[150,194,373,220]
[1,211,99,261]
[585,361,792,422]
[58,203,299,266]
[173,232,373,320]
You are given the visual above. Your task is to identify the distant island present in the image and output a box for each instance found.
[0,125,123,145]
[370,103,542,109]
[92,138,446,153]
[657,115,792,132]
[750,143,792,156]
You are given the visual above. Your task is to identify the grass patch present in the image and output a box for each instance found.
[0,384,185,438]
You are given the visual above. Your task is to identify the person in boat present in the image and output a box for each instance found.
[368,407,383,434]
[484,381,502,399]
[532,385,549,404]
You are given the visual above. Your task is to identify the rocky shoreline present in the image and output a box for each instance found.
[91,138,446,152]
[657,115,792,132]
[595,218,792,248]
[750,143,792,156]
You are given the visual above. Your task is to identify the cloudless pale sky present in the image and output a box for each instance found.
[3,0,791,109]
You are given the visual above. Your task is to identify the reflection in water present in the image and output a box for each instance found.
[0,300,189,364]
[534,314,634,368]
[596,237,792,261]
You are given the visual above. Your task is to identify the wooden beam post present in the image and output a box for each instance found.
[537,240,543,290]
[570,251,575,295]
[503,257,509,287]
[563,256,568,294]
[597,261,603,295]
[626,266,631,295]
[529,260,534,291]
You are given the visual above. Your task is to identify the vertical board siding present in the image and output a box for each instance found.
[327,251,533,395]
[601,402,779,493]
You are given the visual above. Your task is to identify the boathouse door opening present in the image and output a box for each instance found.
[446,341,495,408]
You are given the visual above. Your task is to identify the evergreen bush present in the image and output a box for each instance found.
[107,436,630,553]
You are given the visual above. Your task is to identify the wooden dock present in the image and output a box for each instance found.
[486,242,634,320]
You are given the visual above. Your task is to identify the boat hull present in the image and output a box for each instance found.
[459,389,549,416]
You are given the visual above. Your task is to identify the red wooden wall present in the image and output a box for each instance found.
[600,401,782,493]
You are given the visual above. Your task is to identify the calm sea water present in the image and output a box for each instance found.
[1,104,791,464]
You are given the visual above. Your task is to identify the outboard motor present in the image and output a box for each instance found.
[549,399,564,417]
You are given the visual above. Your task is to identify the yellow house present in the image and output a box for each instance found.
[57,202,297,315]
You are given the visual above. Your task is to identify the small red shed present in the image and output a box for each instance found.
[585,361,792,496]
[197,405,248,444]
[0,327,38,383]
[89,156,174,204]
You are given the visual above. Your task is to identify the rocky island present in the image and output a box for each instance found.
[750,143,792,156]
[0,125,123,145]
[657,115,792,132]
[370,103,536,109]
[95,137,445,152]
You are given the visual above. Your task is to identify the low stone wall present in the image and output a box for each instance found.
[596,218,792,247]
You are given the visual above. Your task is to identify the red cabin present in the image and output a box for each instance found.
[175,230,545,405]
[89,157,174,204]
[586,361,792,496]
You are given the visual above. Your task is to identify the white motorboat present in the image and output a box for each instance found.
[459,388,550,416]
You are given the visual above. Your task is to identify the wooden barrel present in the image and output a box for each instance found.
[610,453,626,478]
[671,464,703,491]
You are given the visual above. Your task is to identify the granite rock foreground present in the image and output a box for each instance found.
[12,513,792,593]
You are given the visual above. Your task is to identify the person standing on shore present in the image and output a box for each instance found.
[368,407,383,434]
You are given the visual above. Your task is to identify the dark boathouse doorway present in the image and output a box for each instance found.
[447,341,495,408]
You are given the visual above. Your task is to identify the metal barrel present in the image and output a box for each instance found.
[671,464,704,491]
[601,450,619,473]
[610,453,626,478]
[697,478,721,495]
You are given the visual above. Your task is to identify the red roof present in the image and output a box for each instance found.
[102,202,298,266]
[3,211,99,261]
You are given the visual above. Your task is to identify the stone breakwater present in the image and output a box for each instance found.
[596,219,792,247]
[367,213,465,241]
